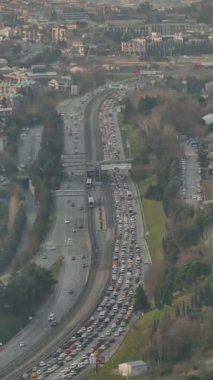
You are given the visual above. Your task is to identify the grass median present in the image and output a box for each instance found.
[50,257,63,281]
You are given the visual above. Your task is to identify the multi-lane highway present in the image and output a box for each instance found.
[0,82,150,380]
[0,88,117,380]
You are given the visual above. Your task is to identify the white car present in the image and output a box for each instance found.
[64,220,70,224]
[48,313,55,321]
[19,342,26,348]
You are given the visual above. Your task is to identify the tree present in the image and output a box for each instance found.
[175,261,211,291]
[134,285,150,312]
[138,96,158,114]
[0,264,56,316]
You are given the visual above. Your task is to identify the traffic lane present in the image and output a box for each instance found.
[35,192,86,268]
[0,97,89,374]
[0,90,119,380]
[85,91,113,163]
[35,196,66,268]
[64,122,85,157]
[0,252,88,368]
[50,252,90,322]
[0,89,109,378]
[18,126,42,167]
[0,241,111,380]
[0,196,89,366]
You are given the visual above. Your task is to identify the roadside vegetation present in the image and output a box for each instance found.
[51,258,64,281]
[0,104,63,340]
[0,263,56,344]
[13,109,63,270]
[138,176,165,262]
[99,86,213,380]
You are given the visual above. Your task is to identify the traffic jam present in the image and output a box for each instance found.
[25,89,144,380]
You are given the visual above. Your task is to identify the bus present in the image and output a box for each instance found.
[88,196,95,208]
[127,191,132,200]
[86,178,92,188]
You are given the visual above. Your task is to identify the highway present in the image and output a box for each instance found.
[0,89,116,380]
[0,82,150,380]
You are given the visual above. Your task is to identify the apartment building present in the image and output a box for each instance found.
[105,19,208,37]
[121,38,146,55]
[52,24,76,45]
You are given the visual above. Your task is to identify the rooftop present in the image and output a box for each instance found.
[202,114,213,125]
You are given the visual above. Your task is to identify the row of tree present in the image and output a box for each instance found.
[0,201,26,274]
[123,88,213,375]
[0,264,56,316]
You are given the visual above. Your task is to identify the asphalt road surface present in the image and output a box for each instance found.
[0,90,115,380]
[18,126,42,169]
[0,83,149,380]
[0,97,91,375]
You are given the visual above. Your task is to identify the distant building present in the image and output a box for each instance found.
[60,7,88,22]
[118,360,151,377]
[105,19,208,37]
[72,38,84,55]
[121,38,146,55]
[0,27,16,39]
[19,25,45,43]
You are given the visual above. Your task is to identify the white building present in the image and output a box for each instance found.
[202,114,213,126]
[0,27,15,39]
[118,360,150,377]
[121,38,146,55]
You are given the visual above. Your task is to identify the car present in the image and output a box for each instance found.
[82,263,88,268]
[50,320,58,327]
[72,256,76,261]
[42,255,48,259]
[19,342,26,348]
[64,220,70,224]
[68,288,74,294]
[48,313,55,321]
[71,203,75,207]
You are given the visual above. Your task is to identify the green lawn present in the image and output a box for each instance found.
[0,312,27,344]
[50,257,63,281]
[118,115,143,161]
[138,176,166,262]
